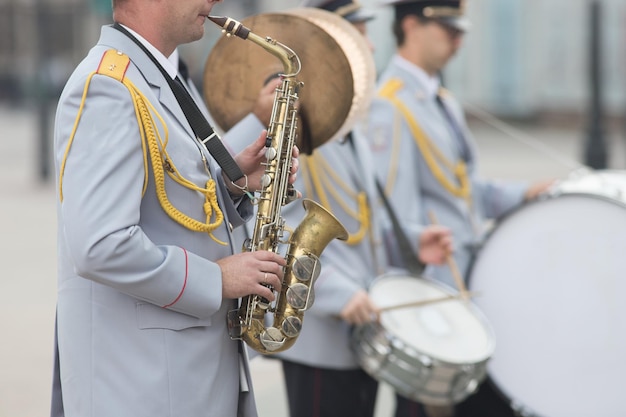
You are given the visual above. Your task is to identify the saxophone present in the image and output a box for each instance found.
[209,16,349,354]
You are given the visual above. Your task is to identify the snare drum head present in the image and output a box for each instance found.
[470,172,626,417]
[371,275,494,364]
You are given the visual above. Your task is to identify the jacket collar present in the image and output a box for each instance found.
[391,54,441,100]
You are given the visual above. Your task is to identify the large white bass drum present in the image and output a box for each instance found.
[468,169,626,417]
[351,273,495,405]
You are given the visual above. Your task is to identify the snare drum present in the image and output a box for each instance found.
[468,169,626,417]
[351,273,495,406]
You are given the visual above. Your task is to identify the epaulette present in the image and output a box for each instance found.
[378,78,404,100]
[96,49,131,82]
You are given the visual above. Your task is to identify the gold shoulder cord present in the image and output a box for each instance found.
[59,49,227,245]
[377,78,471,204]
[300,152,370,245]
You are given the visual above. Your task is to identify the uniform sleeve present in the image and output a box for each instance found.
[308,262,362,317]
[222,113,266,155]
[473,176,528,219]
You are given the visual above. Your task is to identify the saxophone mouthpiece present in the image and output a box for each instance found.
[208,15,250,40]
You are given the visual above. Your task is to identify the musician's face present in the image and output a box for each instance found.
[409,16,464,75]
[164,0,224,47]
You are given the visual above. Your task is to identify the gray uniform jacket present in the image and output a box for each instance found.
[366,55,528,288]
[52,25,257,417]
[275,131,388,369]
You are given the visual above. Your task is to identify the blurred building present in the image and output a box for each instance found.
[0,0,111,104]
[0,0,291,105]
[439,0,626,122]
[1,0,625,123]
[356,0,626,124]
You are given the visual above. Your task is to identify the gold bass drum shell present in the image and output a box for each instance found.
[203,7,376,154]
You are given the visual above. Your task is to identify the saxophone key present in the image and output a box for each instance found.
[292,254,321,282]
[260,173,272,188]
[286,282,314,310]
[255,292,272,310]
[260,327,286,352]
[226,309,244,339]
[285,185,298,204]
[281,316,302,338]
[265,146,277,160]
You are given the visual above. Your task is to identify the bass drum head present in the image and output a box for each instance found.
[469,173,626,417]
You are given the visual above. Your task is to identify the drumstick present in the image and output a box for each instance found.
[377,291,480,312]
[428,211,470,300]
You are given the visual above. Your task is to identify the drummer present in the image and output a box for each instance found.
[224,1,453,417]
[365,0,554,415]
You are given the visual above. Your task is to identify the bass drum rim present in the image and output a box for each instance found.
[467,170,626,417]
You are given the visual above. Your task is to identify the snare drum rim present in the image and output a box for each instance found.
[352,314,492,406]
[367,272,497,365]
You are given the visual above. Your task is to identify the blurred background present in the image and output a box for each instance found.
[1,0,626,416]
[3,0,626,181]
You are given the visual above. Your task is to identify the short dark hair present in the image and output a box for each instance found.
[392,14,430,46]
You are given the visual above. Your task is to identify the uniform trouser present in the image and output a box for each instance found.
[396,378,517,417]
[395,395,460,417]
[394,394,429,417]
[454,378,516,417]
[281,359,378,417]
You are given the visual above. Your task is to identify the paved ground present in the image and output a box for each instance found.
[1,102,624,417]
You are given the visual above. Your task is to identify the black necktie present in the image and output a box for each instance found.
[436,94,470,162]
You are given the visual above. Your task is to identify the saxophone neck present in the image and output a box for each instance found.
[208,15,301,77]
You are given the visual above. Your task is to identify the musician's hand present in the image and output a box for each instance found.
[417,225,453,265]
[524,179,555,201]
[252,77,282,126]
[340,290,379,325]
[217,251,285,300]
[289,145,300,187]
[227,130,300,196]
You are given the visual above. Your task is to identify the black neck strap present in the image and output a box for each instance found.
[112,23,244,182]
[375,179,425,276]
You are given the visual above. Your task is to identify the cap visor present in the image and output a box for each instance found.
[345,9,376,23]
[439,16,471,32]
